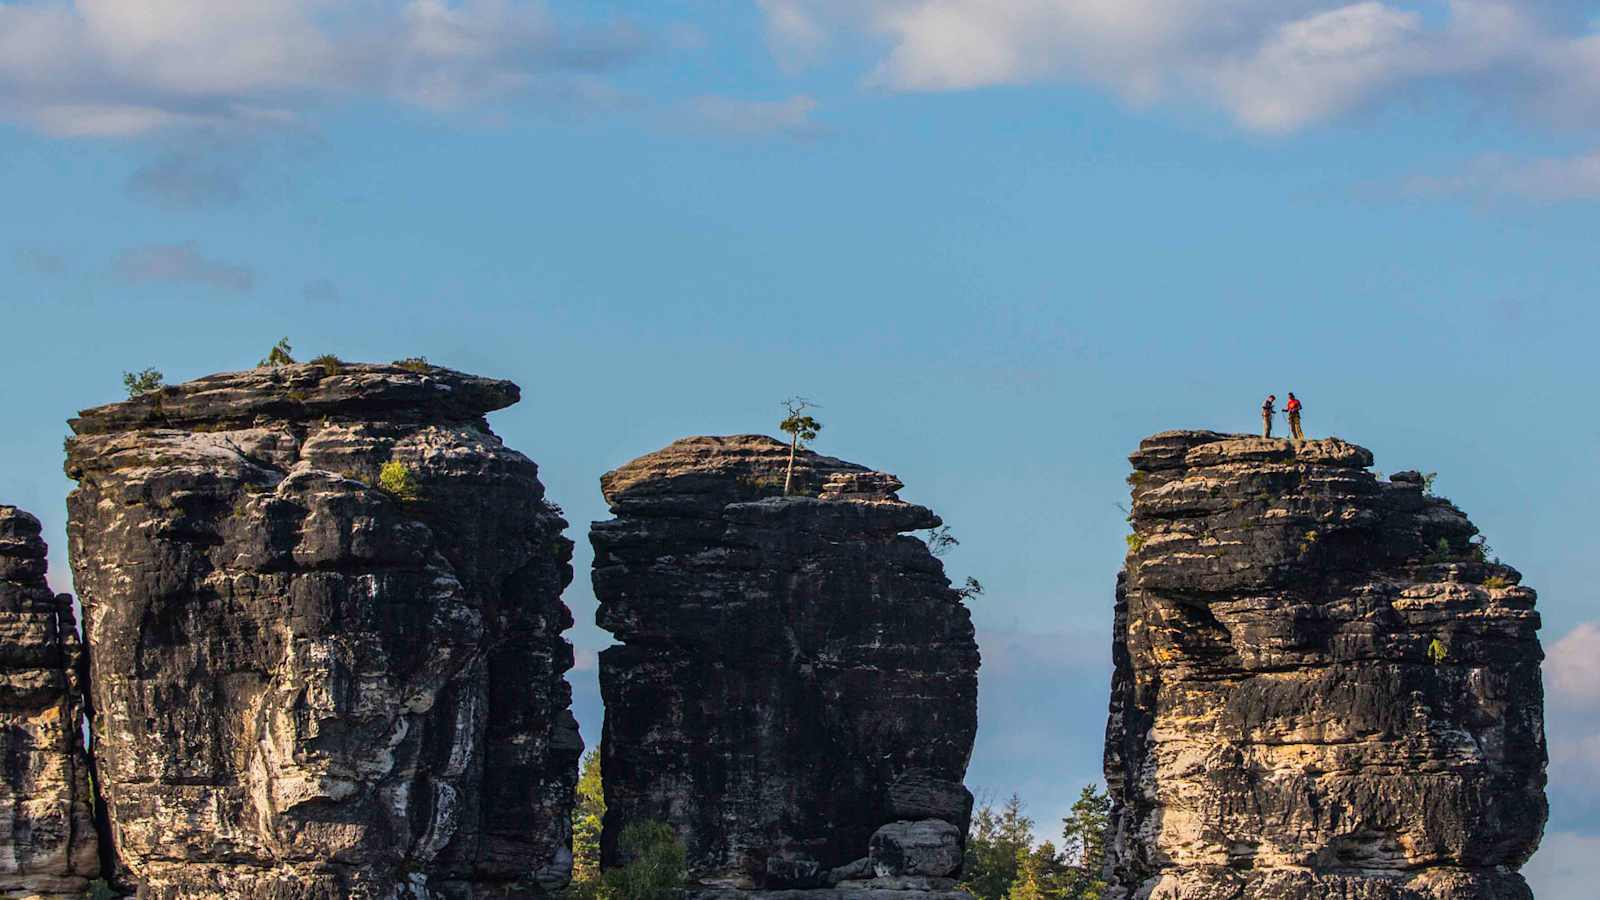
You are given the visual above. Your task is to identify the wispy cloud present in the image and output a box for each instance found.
[685,94,826,140]
[0,0,649,138]
[13,246,68,276]
[759,1,1600,135]
[1404,149,1600,202]
[126,143,250,210]
[302,278,342,303]
[111,242,256,293]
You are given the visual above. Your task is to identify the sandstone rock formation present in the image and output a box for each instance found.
[0,506,99,898]
[1106,432,1546,899]
[64,363,581,899]
[591,436,979,897]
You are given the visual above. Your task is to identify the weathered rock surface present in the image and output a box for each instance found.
[591,435,979,894]
[1106,432,1546,899]
[64,363,581,899]
[0,506,99,898]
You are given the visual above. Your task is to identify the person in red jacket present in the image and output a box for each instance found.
[1286,392,1304,441]
[1261,394,1276,438]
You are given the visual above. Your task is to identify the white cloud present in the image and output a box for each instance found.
[686,94,825,140]
[111,242,256,293]
[1405,149,1600,201]
[761,0,1600,134]
[0,0,646,137]
[759,0,831,72]
[1550,623,1600,703]
[1545,622,1600,834]
[1526,831,1600,900]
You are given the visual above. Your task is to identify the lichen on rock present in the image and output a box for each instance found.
[590,435,979,897]
[0,505,99,898]
[1105,431,1547,899]
[64,363,582,899]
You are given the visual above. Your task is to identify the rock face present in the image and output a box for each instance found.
[1106,432,1546,899]
[0,506,99,897]
[64,363,582,899]
[590,436,979,896]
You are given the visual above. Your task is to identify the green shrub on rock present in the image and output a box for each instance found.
[259,337,295,367]
[378,461,419,502]
[122,368,164,398]
[310,354,343,375]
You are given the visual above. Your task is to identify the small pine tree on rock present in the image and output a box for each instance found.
[259,337,295,367]
[778,397,822,496]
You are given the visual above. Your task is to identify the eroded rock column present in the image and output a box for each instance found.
[0,506,99,898]
[591,436,980,897]
[1106,432,1546,899]
[64,363,582,899]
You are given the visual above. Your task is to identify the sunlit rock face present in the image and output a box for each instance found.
[64,363,581,899]
[0,506,99,898]
[591,436,979,897]
[1106,431,1547,900]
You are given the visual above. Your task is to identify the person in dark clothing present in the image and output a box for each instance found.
[1261,394,1276,438]
[1286,392,1304,441]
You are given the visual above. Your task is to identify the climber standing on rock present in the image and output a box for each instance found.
[1286,392,1304,442]
[1261,394,1276,438]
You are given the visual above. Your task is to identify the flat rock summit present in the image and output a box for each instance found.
[1107,431,1546,899]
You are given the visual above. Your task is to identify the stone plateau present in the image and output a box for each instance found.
[591,436,980,897]
[1105,432,1546,899]
[64,363,582,899]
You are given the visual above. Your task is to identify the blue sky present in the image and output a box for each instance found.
[2,1,1598,893]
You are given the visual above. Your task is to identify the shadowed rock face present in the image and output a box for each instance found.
[64,363,581,900]
[0,506,99,898]
[1106,432,1547,900]
[591,436,979,896]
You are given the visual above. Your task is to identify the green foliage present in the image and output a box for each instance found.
[1482,575,1511,590]
[1469,534,1495,564]
[961,795,1034,900]
[1424,537,1454,564]
[286,390,308,403]
[259,337,295,367]
[566,750,605,898]
[395,356,433,373]
[778,414,822,445]
[1427,638,1448,665]
[1057,785,1111,898]
[122,368,164,398]
[926,525,961,557]
[1125,471,1147,487]
[1125,532,1145,553]
[378,462,419,502]
[962,789,1110,900]
[1298,529,1319,555]
[956,576,985,602]
[599,820,686,900]
[1421,472,1438,495]
[310,353,343,375]
[86,878,118,899]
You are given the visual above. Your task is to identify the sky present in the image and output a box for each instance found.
[1,0,1597,893]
